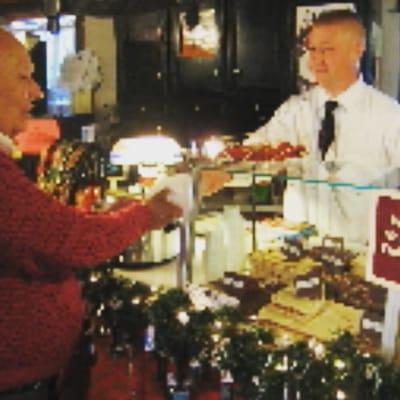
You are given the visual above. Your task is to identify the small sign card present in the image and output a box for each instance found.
[368,191,400,359]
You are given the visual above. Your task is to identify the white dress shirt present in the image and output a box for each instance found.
[246,79,400,184]
[0,132,17,156]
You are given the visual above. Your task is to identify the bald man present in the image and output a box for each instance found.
[245,10,400,243]
[0,29,43,153]
[0,28,183,399]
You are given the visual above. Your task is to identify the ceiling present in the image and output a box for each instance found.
[0,0,182,19]
[0,0,40,13]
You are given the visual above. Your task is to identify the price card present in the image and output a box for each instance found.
[368,192,400,285]
[367,191,400,359]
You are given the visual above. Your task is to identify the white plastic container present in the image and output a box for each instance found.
[283,177,308,223]
[223,205,246,272]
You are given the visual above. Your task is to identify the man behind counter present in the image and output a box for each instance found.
[246,9,400,177]
[245,9,400,243]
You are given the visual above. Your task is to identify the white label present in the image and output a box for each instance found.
[296,277,320,290]
[233,280,244,289]
[362,318,384,333]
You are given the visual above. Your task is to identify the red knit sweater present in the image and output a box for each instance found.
[0,152,152,391]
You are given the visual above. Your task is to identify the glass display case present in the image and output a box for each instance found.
[69,138,400,399]
[41,135,393,360]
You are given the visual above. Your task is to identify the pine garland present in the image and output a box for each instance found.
[78,269,400,399]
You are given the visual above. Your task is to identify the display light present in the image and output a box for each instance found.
[336,389,346,399]
[214,320,223,330]
[176,311,190,325]
[334,359,346,370]
[201,136,225,159]
[110,135,183,166]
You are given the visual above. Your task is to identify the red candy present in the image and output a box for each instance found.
[218,143,306,162]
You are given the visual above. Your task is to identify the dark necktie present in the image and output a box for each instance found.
[318,100,338,161]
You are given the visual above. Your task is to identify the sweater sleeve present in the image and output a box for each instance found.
[0,154,152,272]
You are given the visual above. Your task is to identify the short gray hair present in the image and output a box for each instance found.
[313,9,366,45]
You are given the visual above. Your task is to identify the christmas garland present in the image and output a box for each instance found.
[78,267,400,399]
[37,139,107,208]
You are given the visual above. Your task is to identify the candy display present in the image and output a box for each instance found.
[210,272,284,317]
[217,142,306,162]
[258,286,363,342]
[249,248,317,284]
[81,270,400,400]
[244,236,387,346]
[309,244,355,274]
[324,273,387,316]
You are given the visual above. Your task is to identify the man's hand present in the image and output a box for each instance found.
[145,189,182,230]
[199,169,231,197]
[102,197,137,212]
[146,173,193,220]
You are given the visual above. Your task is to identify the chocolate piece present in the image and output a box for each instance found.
[309,243,356,274]
[294,267,322,300]
[282,238,305,261]
[213,273,284,317]
[360,311,384,347]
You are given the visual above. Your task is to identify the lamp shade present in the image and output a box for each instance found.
[110,135,183,165]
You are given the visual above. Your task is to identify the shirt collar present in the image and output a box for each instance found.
[336,77,365,110]
[0,132,19,157]
[316,77,365,111]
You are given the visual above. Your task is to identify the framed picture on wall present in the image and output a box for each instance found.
[179,7,219,58]
[296,2,356,92]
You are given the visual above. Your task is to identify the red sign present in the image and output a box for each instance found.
[370,193,400,286]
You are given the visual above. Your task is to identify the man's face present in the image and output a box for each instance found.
[0,40,42,138]
[306,23,362,93]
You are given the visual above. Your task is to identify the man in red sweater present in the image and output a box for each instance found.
[0,28,182,399]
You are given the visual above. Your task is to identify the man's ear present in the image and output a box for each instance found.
[356,34,366,57]
[350,37,365,65]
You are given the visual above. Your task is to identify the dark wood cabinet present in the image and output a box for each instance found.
[117,11,169,104]
[168,0,288,140]
[228,0,281,90]
[224,0,287,136]
[116,11,172,135]
[225,89,282,137]
[116,0,371,143]
[116,0,287,141]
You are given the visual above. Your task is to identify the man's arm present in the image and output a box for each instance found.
[244,95,303,145]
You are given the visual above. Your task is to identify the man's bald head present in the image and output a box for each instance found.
[0,28,26,62]
[0,29,42,138]
[0,28,20,45]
